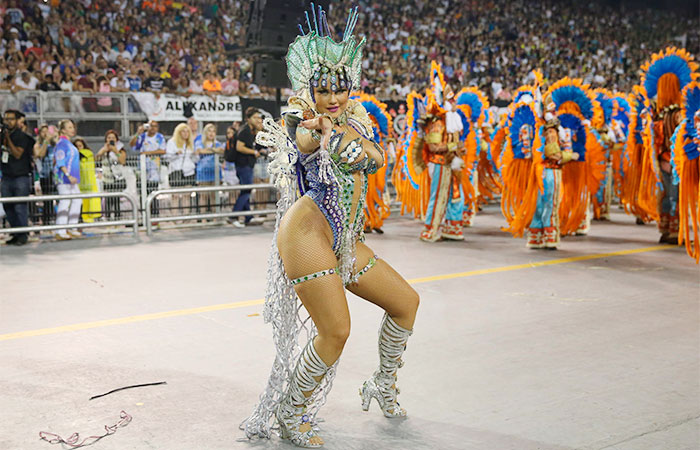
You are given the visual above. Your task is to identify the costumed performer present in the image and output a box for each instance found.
[640,47,699,244]
[454,86,489,227]
[242,6,419,448]
[543,79,605,242]
[671,81,700,262]
[350,93,393,234]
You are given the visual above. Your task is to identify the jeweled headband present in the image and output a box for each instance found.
[285,3,365,94]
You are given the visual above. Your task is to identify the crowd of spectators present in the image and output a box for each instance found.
[0,107,269,244]
[1,0,697,104]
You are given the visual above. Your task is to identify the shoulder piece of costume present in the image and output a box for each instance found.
[640,47,699,112]
[350,92,393,142]
[671,81,700,262]
[242,5,366,440]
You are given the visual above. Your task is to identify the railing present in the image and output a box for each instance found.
[145,183,277,235]
[0,192,140,236]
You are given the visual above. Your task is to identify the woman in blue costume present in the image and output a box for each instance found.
[242,6,419,448]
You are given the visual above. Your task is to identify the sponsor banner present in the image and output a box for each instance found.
[132,93,243,122]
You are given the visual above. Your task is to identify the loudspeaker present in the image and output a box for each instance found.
[247,0,331,49]
[254,59,290,89]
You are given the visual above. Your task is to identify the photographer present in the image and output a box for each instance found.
[96,130,127,219]
[1,109,35,246]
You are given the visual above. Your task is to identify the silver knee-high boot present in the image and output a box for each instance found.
[276,338,330,448]
[360,313,413,418]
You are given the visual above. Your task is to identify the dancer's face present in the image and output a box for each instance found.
[313,87,349,120]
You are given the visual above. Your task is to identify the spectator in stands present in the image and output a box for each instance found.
[110,69,130,92]
[53,119,81,240]
[127,69,143,92]
[174,76,191,96]
[38,73,60,91]
[231,107,262,228]
[1,109,35,245]
[129,120,165,214]
[188,71,204,95]
[221,69,239,96]
[96,129,127,219]
[95,75,114,112]
[73,136,101,224]
[59,67,76,92]
[165,123,196,214]
[77,69,97,112]
[144,69,166,94]
[12,70,39,91]
[195,123,224,213]
[203,71,222,96]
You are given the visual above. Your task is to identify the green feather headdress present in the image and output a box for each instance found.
[285,5,365,93]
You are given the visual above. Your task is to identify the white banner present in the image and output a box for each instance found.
[132,93,243,122]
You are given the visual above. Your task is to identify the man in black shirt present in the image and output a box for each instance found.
[38,73,61,91]
[1,109,35,245]
[232,107,263,227]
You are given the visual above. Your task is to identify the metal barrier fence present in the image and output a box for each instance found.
[1,149,276,238]
[0,192,139,236]
[145,183,277,235]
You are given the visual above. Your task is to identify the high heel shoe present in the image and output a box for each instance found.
[276,339,329,447]
[360,313,412,418]
[359,371,406,418]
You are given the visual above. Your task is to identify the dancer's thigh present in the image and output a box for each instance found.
[347,242,419,327]
[278,200,349,338]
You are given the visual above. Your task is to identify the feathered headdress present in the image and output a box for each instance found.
[613,93,631,135]
[455,87,490,126]
[593,88,614,128]
[426,61,448,115]
[640,47,699,112]
[286,5,365,93]
[507,102,538,161]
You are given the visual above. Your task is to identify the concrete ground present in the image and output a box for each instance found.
[1,205,698,450]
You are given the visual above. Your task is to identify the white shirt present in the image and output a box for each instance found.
[15,77,39,90]
[165,138,196,176]
[110,77,129,89]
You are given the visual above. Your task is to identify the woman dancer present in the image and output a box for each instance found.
[242,6,419,448]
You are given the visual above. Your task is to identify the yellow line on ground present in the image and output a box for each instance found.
[406,244,673,284]
[0,245,672,342]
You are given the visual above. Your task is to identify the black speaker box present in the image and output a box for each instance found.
[253,59,290,89]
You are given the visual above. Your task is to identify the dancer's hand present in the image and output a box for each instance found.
[301,116,333,150]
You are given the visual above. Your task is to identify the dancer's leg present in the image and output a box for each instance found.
[347,242,419,418]
[277,199,350,446]
[346,241,419,330]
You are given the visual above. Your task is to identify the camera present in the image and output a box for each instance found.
[109,140,116,146]
[143,123,150,131]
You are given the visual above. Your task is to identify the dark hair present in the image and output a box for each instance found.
[3,109,20,118]
[104,129,119,141]
[72,136,87,148]
[245,107,260,120]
